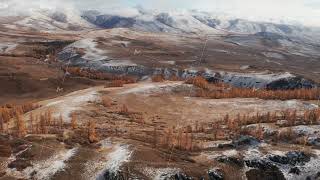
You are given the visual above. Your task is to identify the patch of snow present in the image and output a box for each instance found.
[291,125,320,136]
[41,88,99,122]
[110,40,131,47]
[102,60,137,67]
[85,143,132,180]
[280,150,320,180]
[27,147,77,180]
[7,147,77,180]
[103,144,132,172]
[203,140,232,148]
[243,148,264,161]
[269,150,287,156]
[0,43,17,53]
[220,71,295,89]
[240,65,250,70]
[223,149,239,156]
[143,167,180,180]
[265,59,283,65]
[67,38,108,61]
[160,61,176,65]
[263,52,285,59]
[119,82,186,95]
[3,24,18,29]
[243,146,320,180]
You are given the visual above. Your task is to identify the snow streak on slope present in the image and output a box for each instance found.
[66,38,108,61]
[84,140,132,180]
[6,147,78,180]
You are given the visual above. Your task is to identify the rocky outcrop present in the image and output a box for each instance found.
[208,169,224,180]
[99,170,128,180]
[231,135,260,147]
[162,172,194,180]
[268,151,311,166]
[216,156,244,167]
[245,159,285,180]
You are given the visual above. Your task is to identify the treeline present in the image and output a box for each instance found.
[186,76,320,100]
[0,103,40,131]
[66,67,137,87]
[1,108,98,143]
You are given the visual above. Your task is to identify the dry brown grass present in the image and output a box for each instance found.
[152,75,165,82]
[119,104,129,115]
[102,96,112,107]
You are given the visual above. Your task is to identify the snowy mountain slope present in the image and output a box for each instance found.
[82,10,223,34]
[80,9,320,42]
[2,9,94,32]
[1,5,319,42]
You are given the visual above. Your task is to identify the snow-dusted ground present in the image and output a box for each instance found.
[119,81,189,95]
[66,38,108,61]
[291,125,320,136]
[102,60,137,67]
[219,71,295,89]
[243,146,320,180]
[85,140,132,180]
[6,147,78,180]
[143,167,180,180]
[11,9,93,32]
[43,88,99,121]
[19,87,102,124]
[102,144,132,173]
[263,52,285,59]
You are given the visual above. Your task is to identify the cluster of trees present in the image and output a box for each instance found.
[158,126,194,151]
[66,67,137,84]
[212,108,320,142]
[0,103,40,132]
[196,87,320,100]
[151,75,165,82]
[185,76,209,89]
[185,76,319,100]
[1,107,98,143]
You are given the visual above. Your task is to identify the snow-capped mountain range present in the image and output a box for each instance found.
[1,7,320,44]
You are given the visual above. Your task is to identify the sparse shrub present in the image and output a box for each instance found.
[88,120,98,143]
[16,114,27,137]
[185,76,209,89]
[29,112,34,134]
[105,80,125,87]
[102,96,112,107]
[71,113,77,129]
[152,75,165,82]
[168,75,181,81]
[59,114,64,130]
[119,104,129,115]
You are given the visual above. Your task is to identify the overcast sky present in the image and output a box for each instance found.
[0,0,319,26]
